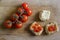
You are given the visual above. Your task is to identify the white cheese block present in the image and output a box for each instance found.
[39,10,51,21]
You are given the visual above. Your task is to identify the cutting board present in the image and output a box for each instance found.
[0,0,60,40]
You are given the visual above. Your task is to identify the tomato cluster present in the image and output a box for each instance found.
[4,3,32,29]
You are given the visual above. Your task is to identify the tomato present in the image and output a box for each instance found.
[34,29,40,32]
[48,25,56,32]
[27,9,32,16]
[19,15,28,22]
[4,20,12,28]
[32,23,42,32]
[21,3,32,16]
[18,8,23,13]
[32,26,36,29]
[34,26,42,32]
[15,21,23,28]
[32,25,37,29]
[37,26,42,31]
[16,8,23,16]
[23,8,32,16]
[22,3,28,10]
[10,14,19,21]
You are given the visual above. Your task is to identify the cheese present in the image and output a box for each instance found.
[39,10,51,21]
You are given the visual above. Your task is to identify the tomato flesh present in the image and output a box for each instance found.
[34,29,40,32]
[37,27,42,31]
[32,23,42,32]
[48,25,56,32]
[32,26,37,29]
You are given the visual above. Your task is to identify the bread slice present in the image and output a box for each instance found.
[30,22,43,36]
[45,22,59,35]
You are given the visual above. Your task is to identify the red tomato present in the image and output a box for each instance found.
[24,9,32,16]
[32,26,36,29]
[16,8,23,16]
[32,25,37,29]
[37,26,42,31]
[10,14,19,21]
[19,15,28,22]
[48,25,56,32]
[34,29,40,32]
[15,21,23,28]
[18,8,23,12]
[32,23,42,32]
[34,27,42,32]
[4,20,12,28]
[22,3,28,10]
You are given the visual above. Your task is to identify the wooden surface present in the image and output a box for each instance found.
[0,0,60,40]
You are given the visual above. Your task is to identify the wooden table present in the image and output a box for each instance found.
[0,0,60,40]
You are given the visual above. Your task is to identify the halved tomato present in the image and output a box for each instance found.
[48,25,56,32]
